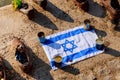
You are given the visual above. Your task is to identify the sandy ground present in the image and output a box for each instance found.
[0,0,120,80]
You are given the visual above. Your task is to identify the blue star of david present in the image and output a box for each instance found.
[61,40,77,53]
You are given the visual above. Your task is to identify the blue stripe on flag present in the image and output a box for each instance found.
[42,28,87,45]
[50,46,98,68]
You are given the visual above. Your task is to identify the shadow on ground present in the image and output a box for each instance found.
[94,28,107,37]
[114,20,120,31]
[31,9,58,30]
[61,65,80,75]
[27,48,54,80]
[3,59,26,80]
[105,46,120,57]
[87,0,106,18]
[114,26,120,31]
[46,1,74,23]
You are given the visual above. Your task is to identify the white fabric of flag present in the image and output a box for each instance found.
[40,25,104,70]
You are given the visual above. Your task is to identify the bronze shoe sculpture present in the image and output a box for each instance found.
[12,37,33,74]
[102,0,120,22]
[76,0,89,12]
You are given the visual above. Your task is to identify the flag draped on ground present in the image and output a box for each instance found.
[40,26,104,70]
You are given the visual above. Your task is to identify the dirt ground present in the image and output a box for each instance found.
[0,0,120,80]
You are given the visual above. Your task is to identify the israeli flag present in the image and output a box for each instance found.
[41,26,104,70]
